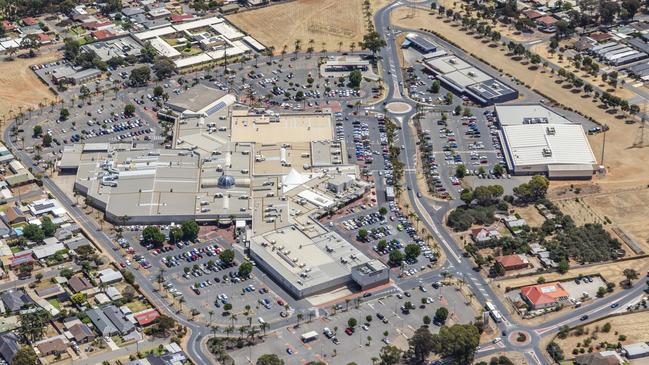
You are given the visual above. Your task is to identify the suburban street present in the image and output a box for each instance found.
[2,1,649,364]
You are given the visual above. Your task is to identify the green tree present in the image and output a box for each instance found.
[431,324,480,364]
[256,354,284,365]
[408,326,435,362]
[377,240,388,252]
[32,125,42,137]
[513,175,549,203]
[142,226,165,247]
[238,262,253,278]
[41,216,57,237]
[379,207,388,215]
[455,164,467,178]
[388,250,404,266]
[12,346,38,365]
[23,224,44,242]
[404,244,421,261]
[129,66,151,86]
[347,317,357,328]
[348,69,362,88]
[18,310,50,342]
[361,31,387,58]
[153,57,176,80]
[220,249,235,265]
[434,307,449,324]
[153,86,164,98]
[42,134,52,147]
[358,229,368,240]
[59,108,70,121]
[431,80,440,93]
[124,104,136,116]
[493,164,505,176]
[169,227,183,243]
[379,345,402,365]
[71,293,87,306]
[181,220,199,241]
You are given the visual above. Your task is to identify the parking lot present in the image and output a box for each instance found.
[115,227,291,326]
[230,284,475,364]
[331,202,438,277]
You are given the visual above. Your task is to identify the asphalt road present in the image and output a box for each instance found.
[4,1,649,364]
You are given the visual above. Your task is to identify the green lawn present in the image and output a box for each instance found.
[47,299,61,310]
[10,246,21,254]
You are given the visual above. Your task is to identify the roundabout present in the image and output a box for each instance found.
[385,101,413,114]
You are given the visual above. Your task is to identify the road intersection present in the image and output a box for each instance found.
[3,1,648,364]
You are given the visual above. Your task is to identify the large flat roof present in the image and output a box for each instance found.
[249,228,373,294]
[230,113,333,143]
[166,84,227,113]
[502,124,596,168]
[495,104,573,126]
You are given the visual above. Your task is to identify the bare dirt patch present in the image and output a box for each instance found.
[473,352,529,365]
[514,205,546,228]
[554,311,649,356]
[227,0,391,54]
[0,51,60,118]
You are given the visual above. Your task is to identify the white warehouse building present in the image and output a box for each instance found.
[496,105,597,179]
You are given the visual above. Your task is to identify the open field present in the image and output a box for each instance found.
[514,205,546,228]
[227,0,391,54]
[554,311,649,356]
[0,51,60,118]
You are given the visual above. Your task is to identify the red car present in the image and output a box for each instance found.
[345,328,354,335]
[277,299,284,306]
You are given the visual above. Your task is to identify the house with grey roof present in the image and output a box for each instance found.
[0,332,19,363]
[86,308,118,336]
[0,289,32,312]
[103,305,135,335]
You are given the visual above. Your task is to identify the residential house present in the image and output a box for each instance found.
[504,215,527,234]
[103,305,135,335]
[2,206,27,225]
[97,268,123,285]
[521,282,569,310]
[0,220,13,238]
[495,254,530,271]
[134,309,160,327]
[470,227,501,243]
[86,308,118,336]
[67,322,96,343]
[170,14,194,23]
[1,20,17,32]
[35,284,65,299]
[536,15,558,32]
[22,17,38,26]
[1,289,32,312]
[105,287,123,301]
[35,338,67,356]
[68,275,94,293]
[0,332,19,363]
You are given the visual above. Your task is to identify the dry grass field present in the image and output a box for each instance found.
[473,352,529,365]
[227,0,391,54]
[0,51,60,119]
[554,312,649,356]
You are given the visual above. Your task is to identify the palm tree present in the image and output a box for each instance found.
[238,326,247,339]
[350,42,356,53]
[338,41,343,52]
[282,44,288,60]
[260,322,269,337]
[224,325,234,338]
[208,310,214,326]
[230,314,237,327]
[345,299,351,311]
[296,313,303,327]
[178,297,186,312]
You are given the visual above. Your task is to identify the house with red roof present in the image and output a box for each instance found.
[134,309,160,326]
[495,254,529,271]
[536,15,559,32]
[521,282,569,309]
[2,20,17,31]
[522,9,544,20]
[171,14,194,23]
[92,30,114,40]
[470,227,501,243]
[22,17,38,26]
[36,33,51,44]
